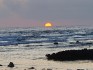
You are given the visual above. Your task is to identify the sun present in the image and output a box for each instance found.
[44,22,52,27]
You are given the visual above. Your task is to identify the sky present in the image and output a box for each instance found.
[0,0,93,27]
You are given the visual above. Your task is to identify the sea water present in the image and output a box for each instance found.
[0,27,93,70]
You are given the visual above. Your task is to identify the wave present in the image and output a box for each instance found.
[0,27,93,47]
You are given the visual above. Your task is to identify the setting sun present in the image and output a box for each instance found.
[44,22,52,27]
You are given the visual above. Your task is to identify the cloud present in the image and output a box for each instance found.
[0,0,93,27]
[1,0,93,20]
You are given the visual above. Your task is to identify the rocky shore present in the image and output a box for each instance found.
[46,48,93,61]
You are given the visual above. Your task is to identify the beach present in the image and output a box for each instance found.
[0,27,93,70]
[0,45,93,70]
[1,60,93,70]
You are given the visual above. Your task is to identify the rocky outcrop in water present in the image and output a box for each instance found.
[54,42,58,45]
[46,48,93,61]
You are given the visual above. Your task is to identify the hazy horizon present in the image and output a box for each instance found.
[0,0,93,27]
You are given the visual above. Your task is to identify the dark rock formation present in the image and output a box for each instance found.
[28,67,36,70]
[47,68,52,70]
[8,62,14,67]
[0,64,2,66]
[46,48,93,61]
[54,42,58,45]
[76,40,80,44]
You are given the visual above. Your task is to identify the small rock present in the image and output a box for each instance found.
[28,67,36,70]
[76,40,80,44]
[54,42,58,45]
[8,62,14,68]
[47,68,52,70]
[0,64,2,66]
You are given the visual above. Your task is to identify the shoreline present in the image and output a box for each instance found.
[0,59,93,70]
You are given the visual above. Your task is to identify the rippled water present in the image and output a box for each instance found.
[0,27,93,46]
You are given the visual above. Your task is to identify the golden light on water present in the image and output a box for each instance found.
[44,22,52,27]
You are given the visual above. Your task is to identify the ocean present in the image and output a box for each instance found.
[0,27,93,70]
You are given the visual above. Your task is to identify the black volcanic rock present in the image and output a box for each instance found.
[46,48,93,61]
[28,67,35,69]
[54,42,58,45]
[8,62,14,67]
[0,64,2,66]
